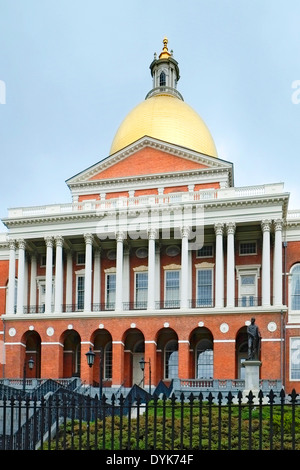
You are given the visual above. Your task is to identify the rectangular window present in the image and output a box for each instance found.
[239,242,257,255]
[290,338,300,380]
[165,270,180,308]
[77,276,85,310]
[77,252,85,265]
[196,244,213,258]
[197,269,213,307]
[106,273,116,309]
[240,274,256,306]
[135,272,148,309]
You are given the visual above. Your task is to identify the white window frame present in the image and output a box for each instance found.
[105,272,116,310]
[236,265,260,307]
[164,269,180,308]
[76,272,85,311]
[290,337,300,381]
[196,244,214,259]
[196,267,214,307]
[239,241,257,256]
[134,270,148,309]
[289,264,300,317]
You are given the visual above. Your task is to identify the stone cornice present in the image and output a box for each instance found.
[2,192,289,229]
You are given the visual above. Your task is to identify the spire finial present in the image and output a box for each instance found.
[159,37,171,59]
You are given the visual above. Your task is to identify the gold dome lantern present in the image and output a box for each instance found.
[110,39,218,158]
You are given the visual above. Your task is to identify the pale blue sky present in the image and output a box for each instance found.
[1,0,300,231]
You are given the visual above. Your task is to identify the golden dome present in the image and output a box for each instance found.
[110,93,218,157]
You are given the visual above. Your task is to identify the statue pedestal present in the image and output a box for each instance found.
[242,360,263,403]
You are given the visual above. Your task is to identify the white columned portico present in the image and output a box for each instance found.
[261,220,271,307]
[226,222,236,308]
[147,228,157,310]
[45,236,54,314]
[215,223,224,308]
[16,239,26,315]
[8,240,16,314]
[273,219,283,306]
[84,233,93,312]
[180,226,190,309]
[115,231,125,311]
[54,236,63,313]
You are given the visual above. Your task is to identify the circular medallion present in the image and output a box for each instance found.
[268,322,277,332]
[220,323,229,333]
[166,245,180,257]
[8,328,16,337]
[46,327,54,337]
[136,247,148,259]
[164,322,170,328]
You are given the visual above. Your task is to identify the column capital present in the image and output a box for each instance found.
[115,231,126,243]
[261,219,271,232]
[214,222,224,236]
[44,236,54,248]
[84,233,93,245]
[8,239,16,250]
[274,219,283,231]
[17,239,26,250]
[55,235,64,247]
[180,226,190,239]
[147,227,158,240]
[226,222,236,235]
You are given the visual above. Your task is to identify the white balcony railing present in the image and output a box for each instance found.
[6,183,285,220]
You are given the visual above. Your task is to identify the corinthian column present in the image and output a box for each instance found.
[17,239,26,315]
[7,240,16,314]
[147,228,157,310]
[215,223,224,308]
[273,219,283,306]
[181,226,190,309]
[84,233,93,312]
[45,236,54,313]
[226,223,236,308]
[115,231,125,311]
[54,236,63,313]
[261,220,271,307]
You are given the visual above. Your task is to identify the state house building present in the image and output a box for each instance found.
[1,39,300,395]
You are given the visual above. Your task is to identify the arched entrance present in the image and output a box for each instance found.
[123,329,145,387]
[190,327,214,379]
[156,328,178,381]
[62,330,81,378]
[91,329,112,387]
[21,331,41,378]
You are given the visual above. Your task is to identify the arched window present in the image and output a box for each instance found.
[196,339,213,379]
[104,342,112,379]
[165,340,178,378]
[290,264,300,310]
[160,71,166,86]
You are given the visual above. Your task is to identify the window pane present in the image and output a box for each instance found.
[106,274,116,308]
[77,276,85,310]
[291,266,300,310]
[165,271,180,307]
[165,340,178,378]
[197,270,212,306]
[135,272,148,307]
[290,338,300,380]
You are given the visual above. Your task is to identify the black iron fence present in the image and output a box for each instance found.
[0,387,299,451]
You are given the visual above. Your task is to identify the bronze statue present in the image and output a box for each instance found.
[247,317,261,360]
